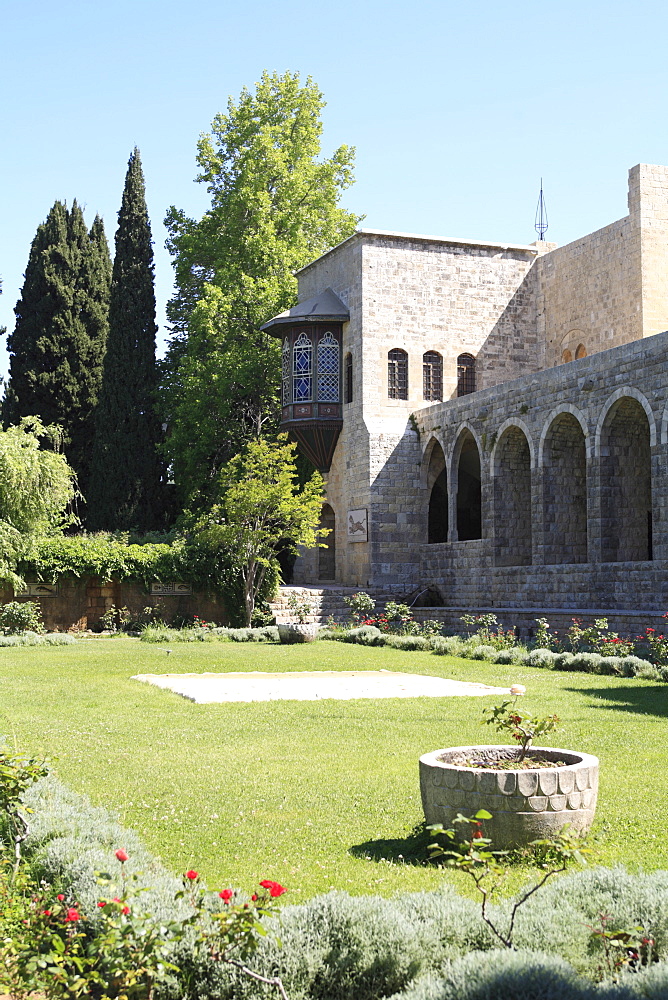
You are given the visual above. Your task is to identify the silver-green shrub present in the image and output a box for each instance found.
[470,644,497,661]
[387,949,597,1000]
[570,653,604,671]
[621,656,659,679]
[492,646,527,665]
[430,636,466,657]
[382,635,432,651]
[527,648,559,669]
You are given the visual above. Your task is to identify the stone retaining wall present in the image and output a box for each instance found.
[4,579,228,631]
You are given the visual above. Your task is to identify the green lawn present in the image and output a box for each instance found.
[1,638,666,901]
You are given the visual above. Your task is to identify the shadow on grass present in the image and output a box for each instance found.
[568,684,668,719]
[349,823,435,865]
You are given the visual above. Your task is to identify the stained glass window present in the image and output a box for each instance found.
[282,338,291,405]
[293,332,312,402]
[317,331,340,402]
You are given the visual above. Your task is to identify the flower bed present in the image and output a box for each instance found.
[3,775,668,998]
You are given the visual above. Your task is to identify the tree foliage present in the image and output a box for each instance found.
[162,71,361,508]
[192,436,325,625]
[87,149,165,531]
[3,202,110,494]
[0,418,76,589]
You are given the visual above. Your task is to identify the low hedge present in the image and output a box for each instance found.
[319,629,665,681]
[7,778,668,999]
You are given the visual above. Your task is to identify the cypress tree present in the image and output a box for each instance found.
[87,149,164,531]
[3,202,110,495]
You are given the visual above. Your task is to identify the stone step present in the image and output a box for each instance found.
[269,585,397,625]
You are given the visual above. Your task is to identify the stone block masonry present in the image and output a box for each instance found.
[289,165,668,616]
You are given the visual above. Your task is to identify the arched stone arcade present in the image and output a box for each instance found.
[455,429,482,541]
[424,439,448,543]
[600,397,653,562]
[493,426,532,566]
[541,412,588,564]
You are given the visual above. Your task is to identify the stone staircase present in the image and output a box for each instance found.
[270,586,395,625]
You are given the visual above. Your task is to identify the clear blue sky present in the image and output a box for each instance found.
[2,0,668,379]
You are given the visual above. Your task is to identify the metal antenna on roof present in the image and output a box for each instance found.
[534,179,548,241]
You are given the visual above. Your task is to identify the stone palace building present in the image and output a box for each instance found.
[263,164,668,617]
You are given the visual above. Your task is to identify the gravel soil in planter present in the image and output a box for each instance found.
[419,744,599,849]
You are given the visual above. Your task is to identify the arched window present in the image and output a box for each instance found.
[575,344,587,359]
[293,332,313,402]
[388,348,408,399]
[561,349,573,364]
[456,353,475,396]
[344,352,353,404]
[423,351,443,401]
[317,331,340,402]
[282,338,291,405]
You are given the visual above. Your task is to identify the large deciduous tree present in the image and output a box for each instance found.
[0,418,76,590]
[3,202,111,495]
[192,436,325,626]
[87,149,164,531]
[162,71,361,509]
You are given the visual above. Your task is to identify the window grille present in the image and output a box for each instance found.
[456,353,475,397]
[423,351,443,401]
[317,331,340,402]
[388,348,408,399]
[345,352,353,403]
[293,332,313,402]
[282,338,291,404]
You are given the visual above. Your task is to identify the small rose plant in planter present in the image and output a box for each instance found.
[482,686,560,765]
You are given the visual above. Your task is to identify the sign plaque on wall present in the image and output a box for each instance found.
[15,581,58,597]
[347,508,368,542]
[150,582,193,596]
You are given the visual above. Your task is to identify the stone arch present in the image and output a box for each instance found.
[318,504,336,580]
[599,396,653,562]
[575,344,587,359]
[542,412,588,564]
[422,437,448,543]
[594,387,656,457]
[492,425,532,566]
[453,426,482,541]
[539,404,590,466]
[490,417,535,474]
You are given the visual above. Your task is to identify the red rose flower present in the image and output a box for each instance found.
[115,849,129,863]
[185,870,198,881]
[97,901,106,908]
[65,908,81,922]
[57,894,65,901]
[43,910,51,916]
[259,880,287,897]
[219,889,233,902]
[122,905,130,915]
[251,894,258,901]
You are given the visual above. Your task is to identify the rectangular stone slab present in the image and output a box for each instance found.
[131,670,510,704]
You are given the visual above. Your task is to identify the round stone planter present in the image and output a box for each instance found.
[419,745,599,849]
[277,622,319,644]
